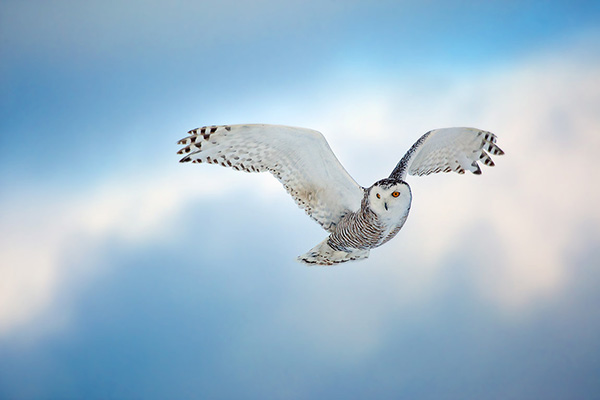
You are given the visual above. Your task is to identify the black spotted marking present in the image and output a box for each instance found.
[483,157,494,166]
[225,126,231,131]
[210,126,217,134]
[180,156,191,163]
[178,143,199,154]
[203,134,210,140]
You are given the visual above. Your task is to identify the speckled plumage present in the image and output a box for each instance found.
[177,124,503,265]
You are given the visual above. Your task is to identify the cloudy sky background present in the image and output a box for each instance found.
[1,1,600,399]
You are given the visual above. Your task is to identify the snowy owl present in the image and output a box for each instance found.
[177,124,503,265]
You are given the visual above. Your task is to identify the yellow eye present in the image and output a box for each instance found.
[376,193,381,199]
[392,191,400,197]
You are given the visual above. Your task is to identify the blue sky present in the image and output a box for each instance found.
[1,1,600,399]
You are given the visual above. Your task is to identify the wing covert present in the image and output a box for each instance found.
[177,124,364,232]
[389,127,504,181]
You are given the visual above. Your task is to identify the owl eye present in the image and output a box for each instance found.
[376,193,381,199]
[392,191,400,197]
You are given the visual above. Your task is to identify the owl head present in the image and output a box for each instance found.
[367,178,412,218]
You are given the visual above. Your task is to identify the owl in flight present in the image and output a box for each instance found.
[178,124,503,265]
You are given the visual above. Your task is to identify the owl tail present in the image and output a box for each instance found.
[297,238,370,266]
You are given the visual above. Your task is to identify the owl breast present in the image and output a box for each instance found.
[326,206,409,252]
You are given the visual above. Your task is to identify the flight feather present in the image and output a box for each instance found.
[178,124,364,232]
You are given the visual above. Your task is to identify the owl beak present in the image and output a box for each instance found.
[384,202,388,211]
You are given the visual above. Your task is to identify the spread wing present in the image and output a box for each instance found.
[178,124,364,232]
[389,127,504,180]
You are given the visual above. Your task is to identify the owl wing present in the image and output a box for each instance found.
[389,127,504,180]
[178,124,364,232]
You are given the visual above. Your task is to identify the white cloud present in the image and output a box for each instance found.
[0,168,269,338]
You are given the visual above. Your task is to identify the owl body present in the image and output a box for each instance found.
[177,124,503,265]
[301,179,412,264]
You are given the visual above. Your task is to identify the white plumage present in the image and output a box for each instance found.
[178,124,503,265]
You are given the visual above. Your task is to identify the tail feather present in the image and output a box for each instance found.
[298,238,370,266]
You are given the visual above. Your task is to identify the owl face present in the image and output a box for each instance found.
[368,179,412,219]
